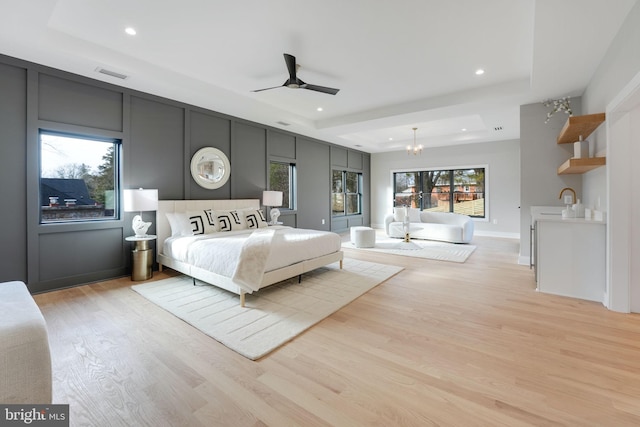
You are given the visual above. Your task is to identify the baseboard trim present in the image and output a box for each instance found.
[370,225,520,240]
[474,230,520,239]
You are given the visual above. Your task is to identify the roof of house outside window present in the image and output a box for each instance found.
[40,178,98,207]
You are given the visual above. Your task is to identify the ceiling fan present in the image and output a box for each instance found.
[252,53,340,95]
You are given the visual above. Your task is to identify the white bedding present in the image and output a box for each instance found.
[163,225,342,292]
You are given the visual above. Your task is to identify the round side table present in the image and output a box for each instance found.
[125,235,157,281]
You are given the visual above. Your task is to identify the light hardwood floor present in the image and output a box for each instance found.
[33,235,640,426]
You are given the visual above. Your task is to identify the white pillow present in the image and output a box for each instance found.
[407,208,422,222]
[243,209,268,229]
[165,212,193,237]
[393,206,406,221]
[215,210,246,232]
[187,210,217,235]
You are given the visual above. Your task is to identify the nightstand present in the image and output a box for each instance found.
[125,235,157,281]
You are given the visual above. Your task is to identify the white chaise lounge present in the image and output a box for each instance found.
[385,208,474,244]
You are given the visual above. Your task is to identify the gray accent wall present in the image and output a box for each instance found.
[0,54,369,293]
[330,146,365,232]
[297,138,331,230]
[0,61,27,282]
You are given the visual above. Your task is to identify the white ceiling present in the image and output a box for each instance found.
[0,0,636,153]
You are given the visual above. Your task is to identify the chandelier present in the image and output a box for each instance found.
[407,127,422,155]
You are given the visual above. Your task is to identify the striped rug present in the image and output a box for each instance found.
[132,260,402,360]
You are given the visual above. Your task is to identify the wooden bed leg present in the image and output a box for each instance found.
[340,259,343,269]
[159,263,163,272]
[240,291,245,308]
[193,277,196,286]
[298,274,302,283]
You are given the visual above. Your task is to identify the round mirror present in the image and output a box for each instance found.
[190,147,230,189]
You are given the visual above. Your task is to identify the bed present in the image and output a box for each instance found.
[156,199,344,306]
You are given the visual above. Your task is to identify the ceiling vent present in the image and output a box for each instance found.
[95,67,128,80]
[276,121,291,126]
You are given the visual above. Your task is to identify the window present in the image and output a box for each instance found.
[333,170,362,215]
[393,168,485,218]
[269,161,296,209]
[40,131,120,223]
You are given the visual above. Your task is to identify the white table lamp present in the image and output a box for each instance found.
[262,190,283,225]
[123,188,158,237]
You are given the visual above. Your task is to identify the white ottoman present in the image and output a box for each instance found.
[0,281,52,404]
[350,226,376,248]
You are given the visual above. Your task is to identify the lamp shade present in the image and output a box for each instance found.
[262,190,283,207]
[123,188,158,212]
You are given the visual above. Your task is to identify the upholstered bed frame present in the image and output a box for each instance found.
[156,199,343,306]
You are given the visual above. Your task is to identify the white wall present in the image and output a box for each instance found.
[370,139,520,238]
[579,1,640,312]
[583,1,640,124]
[581,0,640,215]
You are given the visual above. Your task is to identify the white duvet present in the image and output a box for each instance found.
[163,226,341,292]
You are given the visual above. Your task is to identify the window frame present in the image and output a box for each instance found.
[391,165,487,219]
[39,130,122,224]
[268,160,296,211]
[332,169,363,217]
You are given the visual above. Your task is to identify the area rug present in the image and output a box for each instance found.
[131,260,402,360]
[342,236,476,263]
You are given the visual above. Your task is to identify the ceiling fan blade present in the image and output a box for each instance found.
[283,53,297,81]
[251,81,289,92]
[251,86,283,92]
[301,83,340,95]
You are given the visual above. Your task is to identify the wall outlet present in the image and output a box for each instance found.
[321,219,325,225]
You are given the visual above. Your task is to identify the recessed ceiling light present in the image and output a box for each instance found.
[461,128,467,132]
[475,69,485,75]
[317,107,323,112]
[125,27,137,36]
[389,137,393,141]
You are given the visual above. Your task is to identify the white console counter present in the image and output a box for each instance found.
[535,217,606,302]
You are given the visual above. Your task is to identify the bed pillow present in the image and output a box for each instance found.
[393,206,406,221]
[243,209,268,229]
[165,212,193,237]
[407,208,421,222]
[215,210,246,232]
[187,209,217,235]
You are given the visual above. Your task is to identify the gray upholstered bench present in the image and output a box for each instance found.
[0,281,52,403]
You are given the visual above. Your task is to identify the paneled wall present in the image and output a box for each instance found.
[0,54,369,293]
[0,61,27,282]
[330,146,367,232]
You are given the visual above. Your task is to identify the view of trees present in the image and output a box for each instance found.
[47,146,114,206]
[394,168,485,217]
[269,162,291,208]
[92,146,115,206]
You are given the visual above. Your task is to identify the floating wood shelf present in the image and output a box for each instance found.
[557,157,606,174]
[557,113,606,144]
